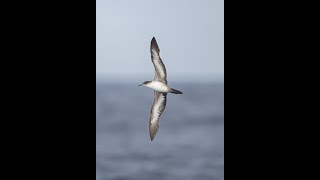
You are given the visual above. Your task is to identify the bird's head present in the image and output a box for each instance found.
[139,81,151,86]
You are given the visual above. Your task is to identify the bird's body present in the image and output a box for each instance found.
[139,37,182,141]
[144,81,171,93]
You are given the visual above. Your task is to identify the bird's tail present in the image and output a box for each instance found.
[170,88,183,94]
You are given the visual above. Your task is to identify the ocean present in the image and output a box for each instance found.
[96,82,224,180]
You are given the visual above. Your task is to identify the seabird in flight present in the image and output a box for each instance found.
[139,37,182,141]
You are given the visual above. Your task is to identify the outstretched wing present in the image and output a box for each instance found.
[149,91,167,141]
[150,37,167,84]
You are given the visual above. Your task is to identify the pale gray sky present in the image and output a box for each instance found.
[97,0,224,82]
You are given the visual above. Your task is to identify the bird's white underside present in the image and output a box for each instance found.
[146,81,170,93]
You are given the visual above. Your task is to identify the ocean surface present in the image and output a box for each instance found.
[96,82,224,180]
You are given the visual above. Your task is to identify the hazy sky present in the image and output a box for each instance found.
[97,0,224,81]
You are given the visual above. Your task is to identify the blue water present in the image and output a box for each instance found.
[96,82,224,180]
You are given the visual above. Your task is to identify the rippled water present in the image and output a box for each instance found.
[96,82,224,180]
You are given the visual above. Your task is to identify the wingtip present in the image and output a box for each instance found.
[151,37,159,52]
[151,37,157,44]
[150,131,156,141]
[149,122,159,141]
[150,135,154,141]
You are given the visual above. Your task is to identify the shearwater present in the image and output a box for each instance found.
[139,37,183,141]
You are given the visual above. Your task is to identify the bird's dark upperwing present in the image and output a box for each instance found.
[150,37,167,84]
[149,91,167,141]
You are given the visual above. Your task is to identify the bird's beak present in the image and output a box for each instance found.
[138,84,143,86]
